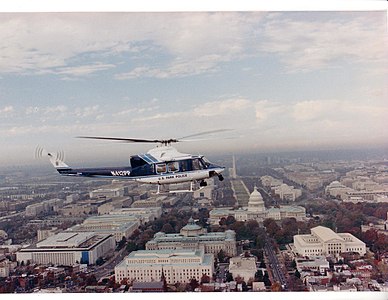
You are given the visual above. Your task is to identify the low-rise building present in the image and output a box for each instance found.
[131,198,163,208]
[272,184,302,201]
[25,203,45,216]
[228,256,257,282]
[115,248,214,284]
[16,232,115,266]
[295,256,330,274]
[293,226,366,257]
[57,204,95,216]
[109,207,162,224]
[67,215,139,242]
[0,255,17,277]
[90,187,124,199]
[261,175,283,188]
[37,228,61,242]
[325,181,354,199]
[146,217,237,257]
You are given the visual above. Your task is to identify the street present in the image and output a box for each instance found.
[264,237,288,290]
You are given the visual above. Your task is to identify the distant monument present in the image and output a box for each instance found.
[229,155,237,179]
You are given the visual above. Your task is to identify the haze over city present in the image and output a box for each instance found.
[0,6,387,167]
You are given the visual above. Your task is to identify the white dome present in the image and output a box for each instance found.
[249,187,263,203]
[248,186,265,212]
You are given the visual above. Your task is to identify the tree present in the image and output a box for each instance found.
[200,274,210,284]
[85,274,97,286]
[226,272,234,282]
[217,249,226,263]
[263,272,271,287]
[294,269,301,279]
[271,282,282,292]
[189,278,199,291]
[161,223,175,233]
[96,257,105,266]
[226,215,236,225]
[126,241,137,252]
[290,259,296,269]
[259,260,266,268]
[375,233,388,254]
[263,218,281,237]
[255,270,264,281]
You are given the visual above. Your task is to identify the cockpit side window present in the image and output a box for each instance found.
[180,160,190,172]
[156,163,167,174]
[167,162,179,173]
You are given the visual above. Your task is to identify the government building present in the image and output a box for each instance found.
[146,217,237,257]
[67,214,140,242]
[16,232,115,266]
[209,187,306,224]
[115,248,213,284]
[293,226,366,257]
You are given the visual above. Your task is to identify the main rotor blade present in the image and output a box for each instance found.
[77,136,163,143]
[178,129,233,141]
[77,129,232,144]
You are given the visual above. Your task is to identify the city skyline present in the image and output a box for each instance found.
[0,8,387,167]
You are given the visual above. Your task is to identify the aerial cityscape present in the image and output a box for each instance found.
[0,148,388,294]
[0,5,387,297]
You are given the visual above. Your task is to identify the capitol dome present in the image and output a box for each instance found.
[248,186,265,212]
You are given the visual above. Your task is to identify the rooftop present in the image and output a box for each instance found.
[311,226,342,242]
[36,232,100,248]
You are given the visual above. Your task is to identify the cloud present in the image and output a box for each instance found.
[193,98,252,117]
[1,12,385,80]
[56,63,116,77]
[292,100,326,121]
[0,105,14,115]
[0,12,261,77]
[115,55,223,79]
[260,13,387,72]
[74,105,101,118]
[292,99,388,123]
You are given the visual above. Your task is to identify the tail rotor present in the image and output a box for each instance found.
[35,145,69,169]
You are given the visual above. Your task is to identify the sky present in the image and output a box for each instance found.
[0,4,387,167]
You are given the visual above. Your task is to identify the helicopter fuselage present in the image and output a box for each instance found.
[54,152,224,186]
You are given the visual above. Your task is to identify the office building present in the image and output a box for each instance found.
[109,207,162,223]
[67,214,139,242]
[16,232,115,266]
[293,226,366,257]
[90,187,124,199]
[115,248,213,284]
[146,217,237,257]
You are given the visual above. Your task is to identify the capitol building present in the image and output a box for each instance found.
[146,217,237,257]
[209,187,306,225]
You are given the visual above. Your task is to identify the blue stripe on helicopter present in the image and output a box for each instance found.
[140,153,159,164]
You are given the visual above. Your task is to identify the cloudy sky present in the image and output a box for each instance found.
[0,8,387,167]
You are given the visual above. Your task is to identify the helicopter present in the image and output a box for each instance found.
[36,130,227,193]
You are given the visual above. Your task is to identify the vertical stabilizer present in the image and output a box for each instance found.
[35,146,70,169]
